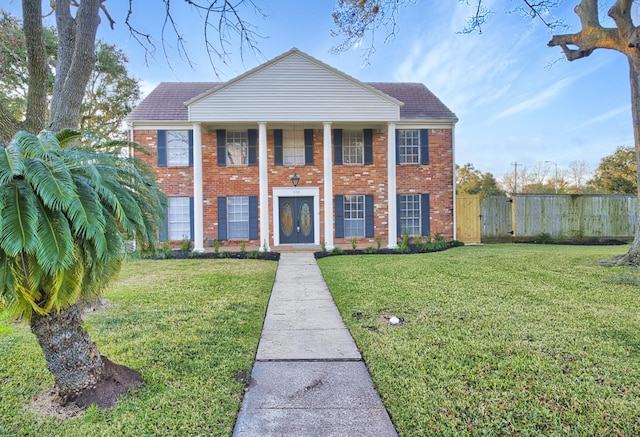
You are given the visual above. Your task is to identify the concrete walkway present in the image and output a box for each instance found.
[233,252,397,437]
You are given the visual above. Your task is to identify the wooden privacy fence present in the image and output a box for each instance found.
[455,194,638,243]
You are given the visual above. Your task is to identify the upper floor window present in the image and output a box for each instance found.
[398,130,420,164]
[283,130,305,165]
[226,130,248,166]
[166,130,190,167]
[343,130,364,164]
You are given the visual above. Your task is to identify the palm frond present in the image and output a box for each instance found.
[53,129,83,149]
[0,143,25,183]
[0,183,39,256]
[24,156,75,211]
[64,176,106,241]
[35,202,75,274]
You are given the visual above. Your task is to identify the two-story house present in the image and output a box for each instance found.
[126,48,457,251]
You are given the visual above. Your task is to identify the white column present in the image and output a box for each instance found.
[193,123,204,252]
[258,122,270,252]
[323,122,334,250]
[387,123,398,248]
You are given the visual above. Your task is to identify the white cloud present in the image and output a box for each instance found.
[492,75,577,120]
[570,104,631,130]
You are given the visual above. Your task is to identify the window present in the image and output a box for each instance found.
[228,196,249,239]
[167,130,190,166]
[343,130,364,164]
[344,195,365,237]
[399,194,421,236]
[167,197,191,240]
[283,130,305,165]
[398,130,420,164]
[226,131,248,166]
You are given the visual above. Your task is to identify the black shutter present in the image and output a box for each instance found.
[248,129,257,166]
[188,130,194,167]
[274,129,283,166]
[335,195,344,238]
[216,129,226,166]
[249,196,258,240]
[304,129,314,165]
[218,197,227,241]
[334,129,343,165]
[397,194,402,238]
[420,129,430,165]
[364,129,373,165]
[157,130,167,167]
[421,194,431,237]
[365,194,374,238]
[189,197,195,240]
[395,130,400,165]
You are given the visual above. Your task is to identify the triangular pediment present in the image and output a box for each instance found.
[187,48,402,122]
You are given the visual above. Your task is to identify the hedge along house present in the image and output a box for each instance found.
[126,48,458,252]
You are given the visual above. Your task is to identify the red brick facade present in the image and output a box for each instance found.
[133,126,454,248]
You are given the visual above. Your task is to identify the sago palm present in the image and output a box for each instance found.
[0,129,166,403]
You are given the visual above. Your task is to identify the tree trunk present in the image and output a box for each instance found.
[21,0,48,134]
[30,304,104,402]
[49,0,101,131]
[615,53,640,266]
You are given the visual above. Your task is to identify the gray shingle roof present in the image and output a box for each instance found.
[126,81,457,122]
[366,82,457,121]
[126,82,221,122]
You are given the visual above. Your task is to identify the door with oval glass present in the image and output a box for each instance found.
[279,197,314,244]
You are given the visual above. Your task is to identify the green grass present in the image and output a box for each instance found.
[0,259,276,437]
[318,244,640,436]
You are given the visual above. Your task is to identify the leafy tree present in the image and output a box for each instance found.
[333,0,640,265]
[456,163,505,197]
[590,146,637,193]
[0,9,140,141]
[80,41,141,138]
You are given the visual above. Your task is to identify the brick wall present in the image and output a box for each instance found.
[133,126,454,247]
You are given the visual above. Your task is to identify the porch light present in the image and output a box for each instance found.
[290,173,300,187]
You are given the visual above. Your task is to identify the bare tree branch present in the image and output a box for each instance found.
[123,1,264,77]
[330,0,414,63]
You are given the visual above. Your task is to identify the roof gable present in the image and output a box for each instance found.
[187,48,402,123]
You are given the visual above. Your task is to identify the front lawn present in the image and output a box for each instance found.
[318,244,640,435]
[0,259,276,437]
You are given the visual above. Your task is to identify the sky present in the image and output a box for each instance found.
[5,1,636,181]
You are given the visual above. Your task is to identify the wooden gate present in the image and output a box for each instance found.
[456,194,481,243]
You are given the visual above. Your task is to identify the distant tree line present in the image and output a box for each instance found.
[457,146,636,196]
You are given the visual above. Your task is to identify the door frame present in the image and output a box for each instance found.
[273,187,320,246]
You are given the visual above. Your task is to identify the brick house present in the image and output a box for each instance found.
[126,48,457,251]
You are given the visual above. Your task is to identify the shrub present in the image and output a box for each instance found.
[240,240,246,254]
[221,251,231,258]
[162,241,172,259]
[331,247,344,255]
[376,235,382,250]
[364,246,377,254]
[180,237,191,252]
[213,239,220,253]
[351,237,358,250]
[321,240,327,253]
